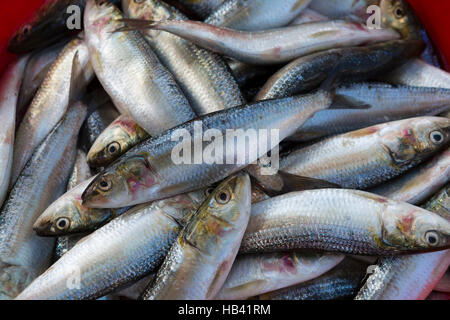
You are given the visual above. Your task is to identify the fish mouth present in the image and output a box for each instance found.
[32,219,55,237]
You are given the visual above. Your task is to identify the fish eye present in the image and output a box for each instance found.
[425,231,439,246]
[430,131,444,144]
[56,217,70,231]
[394,6,405,18]
[216,190,231,204]
[22,25,31,35]
[107,142,121,155]
[98,177,112,192]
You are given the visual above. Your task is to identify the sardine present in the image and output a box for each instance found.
[123,0,244,116]
[258,258,367,300]
[0,56,29,209]
[142,173,251,300]
[15,190,207,300]
[240,189,450,255]
[12,36,94,187]
[84,0,197,136]
[118,19,399,65]
[205,0,312,31]
[175,0,226,19]
[0,102,87,300]
[215,252,344,300]
[87,115,150,168]
[279,117,450,189]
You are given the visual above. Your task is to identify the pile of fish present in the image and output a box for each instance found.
[0,0,449,300]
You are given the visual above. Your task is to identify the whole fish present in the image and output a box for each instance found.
[279,117,450,189]
[0,56,29,209]
[255,40,424,100]
[87,115,150,168]
[33,177,130,236]
[12,36,94,187]
[8,0,121,54]
[356,186,450,300]
[386,59,450,89]
[205,0,312,31]
[17,41,66,119]
[118,19,399,65]
[123,0,244,116]
[175,0,226,19]
[240,189,450,255]
[288,83,450,142]
[15,190,207,300]
[84,0,197,136]
[370,147,450,205]
[258,258,367,300]
[142,173,251,300]
[81,84,345,209]
[215,252,344,300]
[0,102,87,300]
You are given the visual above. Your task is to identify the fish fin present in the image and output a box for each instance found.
[68,51,86,105]
[331,94,372,109]
[253,171,341,197]
[114,19,160,33]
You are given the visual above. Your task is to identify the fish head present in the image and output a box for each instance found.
[183,172,251,254]
[87,116,149,167]
[85,0,125,44]
[379,0,421,39]
[82,154,161,208]
[381,117,450,168]
[0,263,35,299]
[382,202,450,251]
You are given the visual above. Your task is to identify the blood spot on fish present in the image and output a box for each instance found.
[262,254,298,275]
[399,211,416,233]
[272,47,282,59]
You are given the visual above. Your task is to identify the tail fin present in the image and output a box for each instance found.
[114,19,159,33]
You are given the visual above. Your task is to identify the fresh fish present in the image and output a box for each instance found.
[87,115,150,168]
[17,41,66,119]
[240,189,450,255]
[255,40,424,100]
[287,83,450,142]
[258,258,367,300]
[82,102,120,151]
[34,177,130,236]
[370,147,450,205]
[67,149,92,191]
[142,173,251,300]
[175,0,226,19]
[16,188,207,300]
[118,19,400,65]
[81,84,343,208]
[84,0,196,136]
[0,102,87,300]
[205,0,312,31]
[279,117,450,189]
[54,233,86,260]
[12,36,94,187]
[386,59,450,89]
[123,0,244,116]
[8,0,122,54]
[215,252,344,300]
[0,56,29,209]
[355,185,450,300]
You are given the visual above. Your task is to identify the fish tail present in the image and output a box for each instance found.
[114,19,161,33]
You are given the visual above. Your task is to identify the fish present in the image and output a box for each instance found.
[54,233,86,260]
[308,0,374,20]
[215,251,344,300]
[141,173,251,300]
[67,149,92,191]
[287,83,450,142]
[0,102,87,300]
[175,0,226,19]
[81,81,350,209]
[11,36,94,187]
[118,19,400,65]
[258,258,368,300]
[240,189,450,255]
[0,55,29,209]
[87,115,150,168]
[279,117,450,189]
[8,0,122,54]
[290,8,328,25]
[255,40,424,100]
[123,0,244,116]
[370,147,450,205]
[15,190,208,300]
[33,177,130,236]
[84,0,197,136]
[205,0,312,31]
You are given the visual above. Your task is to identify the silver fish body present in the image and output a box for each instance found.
[0,102,87,299]
[84,0,196,136]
